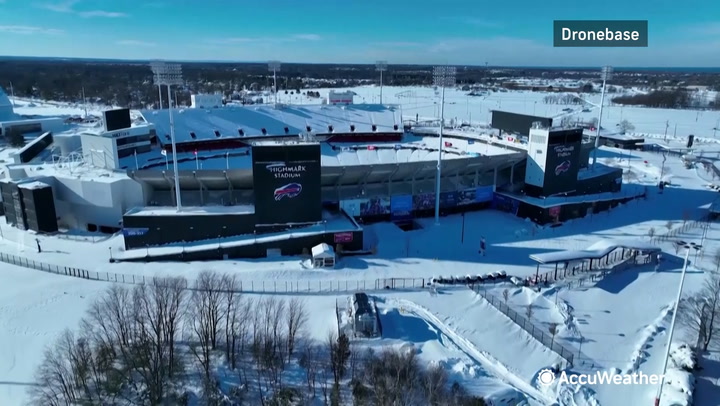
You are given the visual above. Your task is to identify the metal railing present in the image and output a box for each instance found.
[474,286,576,367]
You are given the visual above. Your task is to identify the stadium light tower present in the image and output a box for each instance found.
[376,61,388,104]
[268,61,281,105]
[592,65,613,170]
[151,61,184,211]
[655,240,702,406]
[432,65,457,225]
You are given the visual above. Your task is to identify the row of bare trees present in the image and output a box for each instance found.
[542,94,584,105]
[679,272,720,352]
[30,270,485,406]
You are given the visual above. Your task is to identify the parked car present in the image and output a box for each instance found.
[497,270,507,279]
[510,276,524,286]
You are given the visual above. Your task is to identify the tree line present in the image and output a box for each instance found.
[30,270,486,406]
[612,89,720,110]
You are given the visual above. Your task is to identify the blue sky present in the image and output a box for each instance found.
[0,0,719,66]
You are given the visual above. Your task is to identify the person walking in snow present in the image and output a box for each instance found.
[35,238,42,253]
[654,253,662,272]
[478,237,486,256]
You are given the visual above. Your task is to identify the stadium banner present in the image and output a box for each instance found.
[457,188,476,205]
[360,197,391,216]
[440,191,459,208]
[492,193,520,215]
[252,144,322,225]
[413,193,435,210]
[390,195,413,221]
[475,186,494,203]
[334,232,354,243]
[339,199,367,217]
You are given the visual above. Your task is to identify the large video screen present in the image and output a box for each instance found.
[104,108,132,132]
[491,111,552,136]
[252,144,322,225]
[544,131,582,196]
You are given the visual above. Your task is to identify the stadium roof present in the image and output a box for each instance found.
[140,103,402,144]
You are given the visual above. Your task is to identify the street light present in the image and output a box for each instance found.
[376,61,387,104]
[655,240,702,406]
[268,61,281,105]
[151,61,184,211]
[592,65,613,170]
[432,65,456,225]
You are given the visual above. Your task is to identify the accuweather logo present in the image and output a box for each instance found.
[537,369,664,386]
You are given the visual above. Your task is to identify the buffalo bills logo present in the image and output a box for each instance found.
[555,160,571,176]
[274,183,302,201]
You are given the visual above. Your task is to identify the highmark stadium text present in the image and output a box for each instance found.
[267,165,306,179]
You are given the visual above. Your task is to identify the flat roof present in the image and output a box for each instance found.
[530,239,660,264]
[125,205,255,216]
[140,104,402,144]
[498,183,646,209]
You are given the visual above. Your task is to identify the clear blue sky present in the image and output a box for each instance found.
[1,0,719,66]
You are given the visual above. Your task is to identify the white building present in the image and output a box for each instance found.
[191,94,223,109]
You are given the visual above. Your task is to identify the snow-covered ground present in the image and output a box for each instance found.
[3,87,720,405]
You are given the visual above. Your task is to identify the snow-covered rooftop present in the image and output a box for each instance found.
[17,180,50,190]
[140,104,402,144]
[125,205,255,216]
[530,239,661,264]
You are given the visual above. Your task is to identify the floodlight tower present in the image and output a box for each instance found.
[592,65,613,170]
[268,61,281,105]
[150,60,165,109]
[432,65,457,225]
[151,61,184,211]
[376,61,388,104]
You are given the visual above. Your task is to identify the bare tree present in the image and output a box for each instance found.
[714,249,720,273]
[526,304,534,320]
[196,271,226,350]
[502,289,509,303]
[221,274,242,370]
[30,330,81,405]
[286,297,308,363]
[619,119,635,134]
[679,273,720,351]
[666,220,673,231]
[327,331,351,387]
[648,227,655,240]
[299,343,321,399]
[187,283,214,381]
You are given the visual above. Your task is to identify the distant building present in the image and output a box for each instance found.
[190,94,223,109]
[327,90,354,105]
[0,87,14,121]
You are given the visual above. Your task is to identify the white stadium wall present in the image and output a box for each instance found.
[81,134,119,169]
[525,128,549,188]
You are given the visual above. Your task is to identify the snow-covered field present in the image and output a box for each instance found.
[2,86,720,405]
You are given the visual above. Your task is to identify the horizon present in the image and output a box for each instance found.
[1,0,720,66]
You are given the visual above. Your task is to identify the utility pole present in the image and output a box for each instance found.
[592,66,613,170]
[82,86,88,119]
[9,81,16,107]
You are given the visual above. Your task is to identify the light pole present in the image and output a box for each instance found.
[432,65,456,225]
[655,240,701,406]
[268,61,281,105]
[376,61,387,104]
[151,61,184,211]
[592,65,613,170]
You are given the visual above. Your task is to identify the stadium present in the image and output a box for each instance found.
[0,90,636,261]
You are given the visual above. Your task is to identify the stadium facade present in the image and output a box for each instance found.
[0,101,633,261]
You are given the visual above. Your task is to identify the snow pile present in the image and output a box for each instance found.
[659,343,697,406]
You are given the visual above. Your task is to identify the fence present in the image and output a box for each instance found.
[650,216,710,245]
[0,249,428,296]
[474,287,576,367]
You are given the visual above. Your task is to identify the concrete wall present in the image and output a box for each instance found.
[81,134,119,169]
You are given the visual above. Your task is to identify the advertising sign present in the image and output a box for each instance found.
[123,227,149,237]
[440,191,459,208]
[457,188,476,205]
[360,197,390,216]
[390,195,413,221]
[475,186,494,203]
[252,144,322,225]
[334,232,354,243]
[413,193,435,210]
[544,140,581,196]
